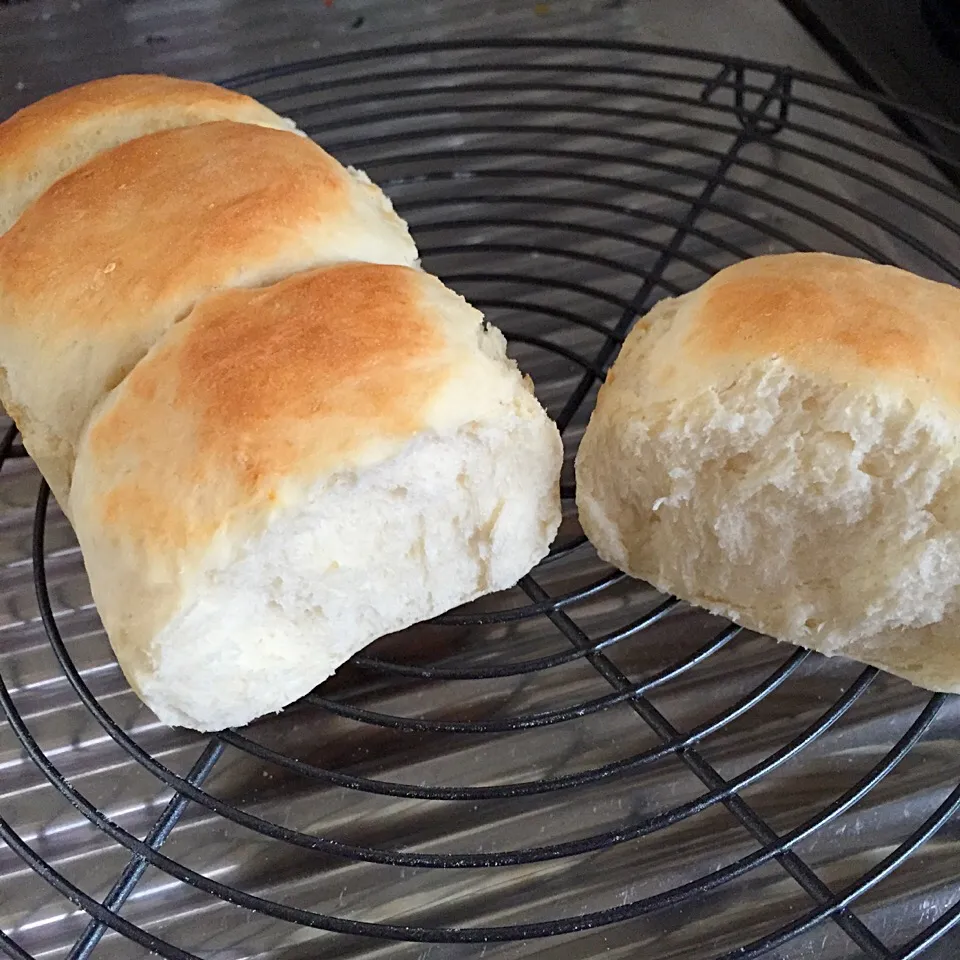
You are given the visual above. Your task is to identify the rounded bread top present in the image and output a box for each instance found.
[0,119,416,339]
[70,261,534,591]
[0,119,418,483]
[626,253,960,414]
[0,73,293,232]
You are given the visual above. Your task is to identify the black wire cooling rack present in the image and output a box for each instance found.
[2,39,960,960]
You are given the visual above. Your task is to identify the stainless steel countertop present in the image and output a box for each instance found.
[2,0,848,114]
[2,3,960,960]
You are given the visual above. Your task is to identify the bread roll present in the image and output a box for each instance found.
[0,120,417,506]
[69,262,563,730]
[2,74,562,730]
[576,252,960,693]
[0,74,294,234]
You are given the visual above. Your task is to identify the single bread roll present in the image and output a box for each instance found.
[0,73,294,233]
[0,120,417,507]
[69,262,563,731]
[576,252,960,693]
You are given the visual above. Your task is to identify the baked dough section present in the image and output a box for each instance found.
[70,263,562,730]
[0,75,563,730]
[0,73,296,234]
[0,119,417,506]
[576,252,960,693]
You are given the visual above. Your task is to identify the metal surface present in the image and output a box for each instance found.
[0,0,849,113]
[2,9,960,960]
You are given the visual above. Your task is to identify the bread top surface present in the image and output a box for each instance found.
[71,262,535,568]
[0,74,290,231]
[0,118,418,492]
[0,119,414,339]
[626,253,960,413]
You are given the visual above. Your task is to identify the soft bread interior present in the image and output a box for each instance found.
[578,357,960,692]
[577,254,960,693]
[135,417,561,730]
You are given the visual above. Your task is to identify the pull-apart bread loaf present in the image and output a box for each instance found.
[0,117,417,506]
[0,76,563,730]
[577,252,960,693]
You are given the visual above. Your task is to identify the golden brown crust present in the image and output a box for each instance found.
[0,74,290,229]
[683,253,960,408]
[0,119,417,505]
[0,73,283,154]
[82,264,451,557]
[0,120,351,337]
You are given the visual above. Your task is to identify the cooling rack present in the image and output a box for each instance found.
[2,40,960,960]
